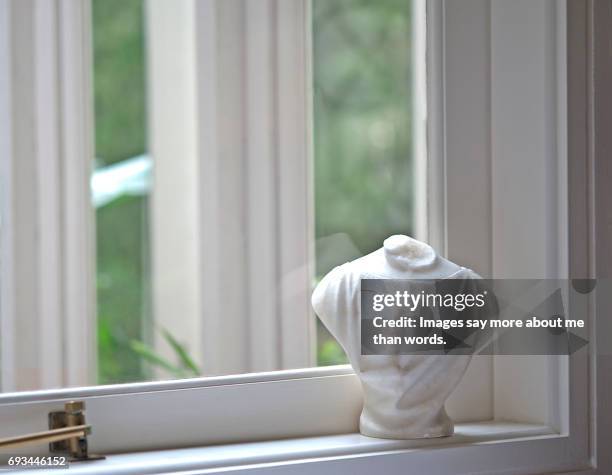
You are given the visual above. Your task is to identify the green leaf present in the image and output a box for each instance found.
[318,339,348,366]
[160,328,201,376]
[129,340,186,378]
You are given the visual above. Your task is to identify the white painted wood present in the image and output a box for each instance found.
[490,0,561,280]
[0,0,94,391]
[443,0,493,277]
[563,3,591,467]
[184,434,590,475]
[549,0,569,436]
[0,365,354,403]
[146,0,314,375]
[2,422,553,474]
[0,367,363,453]
[588,0,612,471]
[0,0,17,392]
[0,0,95,391]
[430,0,573,428]
[146,0,204,368]
[190,0,314,374]
[195,0,226,375]
[429,1,588,460]
[57,0,96,388]
[0,367,593,473]
[427,0,494,423]
[2,0,45,392]
[35,0,64,390]
[425,0,446,256]
[490,0,567,426]
[412,0,428,243]
[275,0,316,369]
[244,0,281,371]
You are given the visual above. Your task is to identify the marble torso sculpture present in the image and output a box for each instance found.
[312,235,482,439]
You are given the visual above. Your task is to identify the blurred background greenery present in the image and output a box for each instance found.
[93,0,149,384]
[312,0,415,364]
[92,0,414,383]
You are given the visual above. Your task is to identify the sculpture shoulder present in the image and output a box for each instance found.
[311,262,357,319]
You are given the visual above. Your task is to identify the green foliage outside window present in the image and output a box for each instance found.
[313,0,415,364]
[93,0,149,384]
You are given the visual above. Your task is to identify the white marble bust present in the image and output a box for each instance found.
[312,235,482,439]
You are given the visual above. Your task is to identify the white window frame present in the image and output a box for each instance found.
[1,0,610,474]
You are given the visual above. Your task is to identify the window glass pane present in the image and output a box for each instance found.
[91,0,418,382]
[312,0,416,365]
[92,0,151,384]
[0,0,421,391]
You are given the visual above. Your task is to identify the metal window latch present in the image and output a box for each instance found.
[0,401,104,462]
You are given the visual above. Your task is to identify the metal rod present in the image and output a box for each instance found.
[0,425,90,449]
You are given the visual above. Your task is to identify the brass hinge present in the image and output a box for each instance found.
[0,401,104,462]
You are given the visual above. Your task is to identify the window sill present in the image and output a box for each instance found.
[42,422,555,475]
